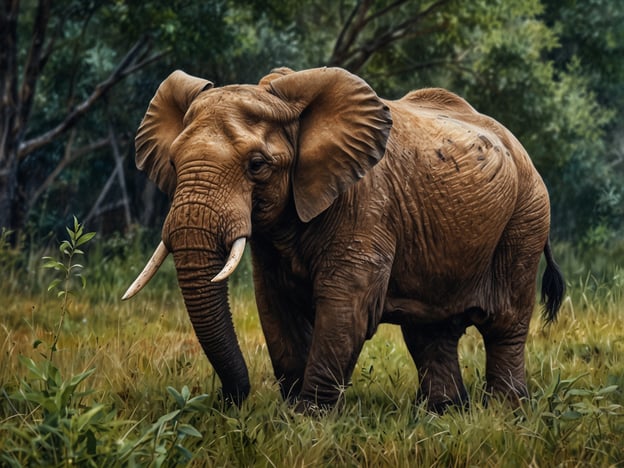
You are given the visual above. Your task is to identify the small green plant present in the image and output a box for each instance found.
[114,386,208,466]
[41,216,95,362]
[1,218,102,466]
[534,372,622,453]
[1,218,207,466]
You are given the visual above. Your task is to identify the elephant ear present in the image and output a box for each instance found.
[269,67,392,222]
[257,67,294,86]
[135,70,213,196]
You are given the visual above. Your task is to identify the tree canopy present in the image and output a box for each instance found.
[1,0,622,246]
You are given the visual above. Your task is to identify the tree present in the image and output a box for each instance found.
[0,0,159,235]
[541,0,624,243]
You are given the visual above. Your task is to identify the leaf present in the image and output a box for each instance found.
[167,386,186,408]
[19,355,47,381]
[60,240,72,253]
[42,258,63,269]
[175,444,195,461]
[597,385,619,395]
[47,278,62,291]
[154,409,181,427]
[187,393,210,410]
[560,410,583,421]
[566,388,593,397]
[69,367,97,387]
[177,423,202,438]
[76,231,96,246]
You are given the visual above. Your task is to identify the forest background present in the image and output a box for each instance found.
[1,0,623,256]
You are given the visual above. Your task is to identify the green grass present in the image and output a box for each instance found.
[1,229,623,466]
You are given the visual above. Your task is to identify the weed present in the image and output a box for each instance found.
[0,219,208,466]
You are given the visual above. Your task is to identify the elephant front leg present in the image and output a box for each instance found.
[252,259,314,402]
[295,265,390,413]
[295,297,370,412]
[256,295,314,402]
[401,317,469,413]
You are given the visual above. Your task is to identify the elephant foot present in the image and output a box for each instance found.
[482,377,529,408]
[293,398,336,417]
[418,385,469,414]
[220,383,251,407]
[279,377,303,403]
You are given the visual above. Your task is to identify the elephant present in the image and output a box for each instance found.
[123,66,565,413]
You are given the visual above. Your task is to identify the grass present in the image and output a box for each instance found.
[1,226,623,466]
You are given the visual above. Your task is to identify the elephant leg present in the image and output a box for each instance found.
[257,289,313,402]
[476,303,532,404]
[252,252,313,402]
[296,297,370,411]
[296,263,391,412]
[401,317,469,413]
[478,212,547,405]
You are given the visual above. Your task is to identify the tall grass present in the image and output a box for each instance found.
[1,225,623,466]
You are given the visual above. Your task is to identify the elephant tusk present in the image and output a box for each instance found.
[211,237,246,283]
[122,241,169,300]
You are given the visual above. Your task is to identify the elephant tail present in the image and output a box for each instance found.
[540,239,565,323]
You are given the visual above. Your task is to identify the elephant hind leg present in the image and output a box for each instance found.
[477,241,542,404]
[401,317,469,412]
[477,319,531,405]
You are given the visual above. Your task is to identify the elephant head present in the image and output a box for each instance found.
[123,67,392,403]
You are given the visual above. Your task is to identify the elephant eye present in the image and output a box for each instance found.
[248,153,270,178]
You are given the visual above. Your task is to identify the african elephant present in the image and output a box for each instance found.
[123,67,565,413]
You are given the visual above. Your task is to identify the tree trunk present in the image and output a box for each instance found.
[0,149,18,231]
[1,0,21,231]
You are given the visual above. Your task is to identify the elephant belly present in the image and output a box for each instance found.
[381,294,489,326]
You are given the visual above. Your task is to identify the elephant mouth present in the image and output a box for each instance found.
[122,237,246,300]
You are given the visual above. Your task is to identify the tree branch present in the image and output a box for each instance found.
[345,18,450,72]
[364,0,411,25]
[28,134,111,211]
[18,36,158,159]
[108,122,132,226]
[332,0,369,63]
[329,0,452,72]
[331,0,372,67]
[17,0,52,138]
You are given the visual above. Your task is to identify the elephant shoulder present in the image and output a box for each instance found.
[401,88,477,115]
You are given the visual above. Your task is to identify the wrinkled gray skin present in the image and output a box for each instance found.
[132,67,564,412]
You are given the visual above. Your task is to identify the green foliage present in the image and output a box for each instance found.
[115,386,209,466]
[1,363,208,466]
[536,372,621,449]
[41,216,95,361]
[0,219,209,466]
[42,216,95,297]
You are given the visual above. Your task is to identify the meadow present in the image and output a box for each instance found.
[1,224,623,466]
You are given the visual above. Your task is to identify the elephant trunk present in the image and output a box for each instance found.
[163,204,250,404]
